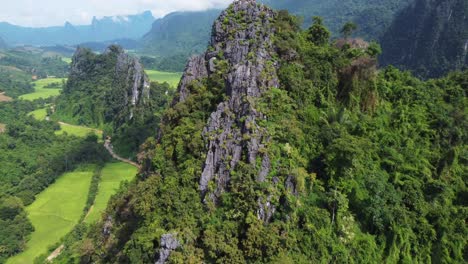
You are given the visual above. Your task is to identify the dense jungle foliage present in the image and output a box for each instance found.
[0,99,109,263]
[57,7,467,264]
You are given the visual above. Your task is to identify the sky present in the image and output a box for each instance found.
[0,0,234,27]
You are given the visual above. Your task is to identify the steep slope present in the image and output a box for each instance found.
[0,11,154,46]
[380,0,468,78]
[60,1,467,263]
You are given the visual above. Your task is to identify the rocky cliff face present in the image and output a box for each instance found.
[58,45,150,127]
[172,0,279,215]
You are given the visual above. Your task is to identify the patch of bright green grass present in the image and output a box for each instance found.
[19,78,66,101]
[6,166,96,264]
[61,57,72,64]
[28,108,48,120]
[145,70,182,88]
[55,123,103,140]
[84,162,137,223]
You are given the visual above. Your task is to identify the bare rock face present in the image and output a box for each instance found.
[155,233,180,264]
[165,0,281,226]
[173,55,208,105]
[199,0,279,212]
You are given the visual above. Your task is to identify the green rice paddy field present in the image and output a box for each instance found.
[84,162,137,223]
[19,78,66,101]
[145,70,182,87]
[6,162,137,263]
[28,108,103,139]
[7,166,96,264]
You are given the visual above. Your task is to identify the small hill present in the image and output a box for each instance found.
[54,45,173,156]
[380,0,468,78]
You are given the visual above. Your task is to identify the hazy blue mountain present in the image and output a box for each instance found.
[380,0,468,78]
[0,36,7,49]
[138,9,221,71]
[0,11,154,46]
[141,10,221,57]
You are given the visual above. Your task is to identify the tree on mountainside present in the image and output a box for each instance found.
[307,16,331,46]
[341,22,358,39]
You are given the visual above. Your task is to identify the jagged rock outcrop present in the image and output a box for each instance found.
[200,0,278,208]
[155,234,180,264]
[170,0,280,221]
[57,45,150,127]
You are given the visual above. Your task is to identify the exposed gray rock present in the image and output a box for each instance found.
[155,233,180,264]
[198,0,280,215]
[172,55,208,105]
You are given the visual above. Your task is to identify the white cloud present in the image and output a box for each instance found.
[0,0,234,27]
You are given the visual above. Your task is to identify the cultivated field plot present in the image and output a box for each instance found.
[0,92,13,102]
[145,70,182,88]
[61,57,72,64]
[55,122,103,140]
[84,162,137,223]
[7,166,95,264]
[28,108,48,120]
[19,78,66,101]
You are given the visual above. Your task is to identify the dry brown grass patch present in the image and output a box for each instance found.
[0,92,12,102]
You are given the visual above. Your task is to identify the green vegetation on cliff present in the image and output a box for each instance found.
[59,2,467,263]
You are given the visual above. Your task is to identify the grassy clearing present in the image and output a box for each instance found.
[19,78,66,101]
[56,123,103,140]
[0,123,5,133]
[61,57,72,64]
[84,162,137,223]
[28,108,48,120]
[7,166,96,264]
[28,108,103,140]
[145,70,182,88]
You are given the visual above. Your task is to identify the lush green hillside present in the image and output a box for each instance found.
[58,2,467,263]
[380,0,468,78]
[0,48,69,79]
[0,66,32,98]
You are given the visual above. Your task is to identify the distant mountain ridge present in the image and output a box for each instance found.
[141,10,221,57]
[0,11,155,46]
[380,0,468,78]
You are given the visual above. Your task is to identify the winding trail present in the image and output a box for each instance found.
[56,121,140,169]
[104,139,140,169]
